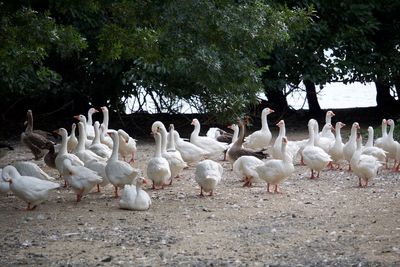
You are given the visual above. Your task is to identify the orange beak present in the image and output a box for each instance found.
[73,115,80,120]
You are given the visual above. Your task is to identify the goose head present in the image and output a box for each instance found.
[73,114,87,124]
[136,176,148,187]
[263,108,275,115]
[276,120,285,128]
[151,121,166,134]
[88,108,99,115]
[191,119,199,126]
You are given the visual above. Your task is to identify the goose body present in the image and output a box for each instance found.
[243,107,274,150]
[272,120,299,162]
[362,126,387,163]
[194,159,223,196]
[54,128,84,177]
[172,126,208,164]
[13,161,55,181]
[351,134,381,187]
[343,122,360,170]
[190,119,228,158]
[105,130,140,197]
[302,119,332,179]
[1,165,60,210]
[314,121,333,153]
[256,137,295,193]
[328,122,346,168]
[0,169,10,194]
[233,155,264,187]
[147,131,171,189]
[89,121,112,159]
[375,119,387,149]
[44,142,58,169]
[384,119,398,166]
[74,122,106,163]
[118,129,137,163]
[119,177,151,211]
[84,159,110,192]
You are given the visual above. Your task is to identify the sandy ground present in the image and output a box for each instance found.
[0,130,399,267]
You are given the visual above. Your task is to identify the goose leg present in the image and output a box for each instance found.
[274,185,282,194]
[152,181,156,190]
[114,186,119,198]
[358,177,362,187]
[209,191,213,196]
[317,171,320,178]
[77,188,84,202]
[200,187,204,197]
[97,184,101,193]
[309,169,315,179]
[348,163,352,171]
[267,183,272,193]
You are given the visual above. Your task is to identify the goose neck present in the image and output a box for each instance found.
[110,134,119,161]
[261,110,269,130]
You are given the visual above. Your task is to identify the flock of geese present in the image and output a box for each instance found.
[0,107,399,211]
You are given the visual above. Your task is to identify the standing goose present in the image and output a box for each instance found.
[67,123,78,153]
[302,119,332,179]
[194,159,223,196]
[73,122,107,163]
[351,134,381,187]
[272,120,300,162]
[328,122,346,169]
[172,125,209,164]
[320,110,336,140]
[105,130,140,197]
[147,131,171,189]
[73,115,93,148]
[343,122,360,171]
[375,119,387,149]
[384,119,398,168]
[1,165,60,210]
[361,126,387,163]
[86,107,99,140]
[13,161,55,181]
[190,118,228,158]
[21,110,54,160]
[118,129,137,163]
[256,137,295,193]
[100,106,114,148]
[119,177,152,211]
[243,107,274,150]
[313,121,333,153]
[89,121,112,159]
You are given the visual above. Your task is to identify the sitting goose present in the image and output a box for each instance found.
[21,110,54,160]
[119,177,152,211]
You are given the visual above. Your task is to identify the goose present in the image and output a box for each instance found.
[0,142,14,159]
[86,107,99,140]
[302,119,332,179]
[62,158,103,202]
[67,123,78,153]
[171,124,208,164]
[320,110,335,140]
[328,122,346,169]
[190,118,228,158]
[118,129,137,163]
[13,161,55,181]
[44,142,57,169]
[243,107,274,150]
[21,110,54,160]
[119,177,152,211]
[343,122,360,171]
[361,126,387,163]
[1,165,60,210]
[375,119,387,149]
[384,119,398,168]
[89,121,112,159]
[350,134,381,187]
[84,159,109,192]
[206,127,233,143]
[74,122,106,163]
[54,128,84,180]
[314,120,333,153]
[73,115,93,148]
[99,124,113,149]
[232,155,264,187]
[194,159,223,196]
[0,168,10,194]
[105,130,140,197]
[152,121,187,184]
[147,131,171,189]
[256,137,295,193]
[272,120,300,162]
[223,123,239,160]
[227,118,267,168]
[100,106,114,148]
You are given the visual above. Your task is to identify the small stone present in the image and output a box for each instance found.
[101,256,112,262]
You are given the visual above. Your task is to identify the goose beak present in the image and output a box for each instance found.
[73,115,80,120]
[143,178,148,185]
[94,109,99,113]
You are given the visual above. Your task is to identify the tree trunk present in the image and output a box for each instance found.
[375,79,398,114]
[264,88,289,112]
[303,79,321,115]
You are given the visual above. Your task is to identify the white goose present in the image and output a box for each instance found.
[13,161,55,181]
[256,137,295,193]
[89,121,112,159]
[375,119,387,149]
[105,130,140,197]
[67,123,78,153]
[73,114,92,148]
[314,120,333,153]
[54,128,84,179]
[84,159,109,193]
[362,126,387,163]
[320,110,335,140]
[194,159,223,196]
[302,119,332,179]
[152,121,187,184]
[343,122,360,171]
[119,177,151,211]
[272,120,299,162]
[328,122,346,169]
[86,107,99,140]
[384,119,398,168]
[351,134,381,187]
[1,165,60,210]
[172,125,209,164]
[100,124,113,149]
[62,158,102,202]
[100,106,114,149]
[0,168,10,194]
[233,155,264,187]
[118,129,137,163]
[147,131,171,189]
[74,122,106,164]
[190,118,228,158]
[243,107,274,150]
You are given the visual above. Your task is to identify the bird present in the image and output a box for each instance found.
[21,110,54,160]
[319,110,336,140]
[146,131,171,190]
[0,168,10,194]
[233,155,264,187]
[328,122,346,169]
[73,122,106,164]
[89,121,112,159]
[73,115,93,148]
[361,126,387,163]
[1,165,60,210]
[13,161,55,181]
[119,177,152,211]
[350,133,381,187]
[190,118,228,158]
[194,159,223,197]
[62,158,103,202]
[343,122,360,171]
[375,119,387,149]
[67,123,78,153]
[243,107,274,151]
[272,120,300,162]
[383,119,398,168]
[302,119,332,179]
[86,107,99,140]
[99,106,114,148]
[0,141,14,159]
[117,129,137,163]
[256,137,295,193]
[44,142,58,169]
[206,127,233,143]
[105,130,140,198]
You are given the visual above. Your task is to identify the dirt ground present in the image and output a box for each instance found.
[0,128,399,266]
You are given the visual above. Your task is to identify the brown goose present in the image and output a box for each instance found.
[227,117,268,168]
[44,142,58,169]
[21,110,54,160]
